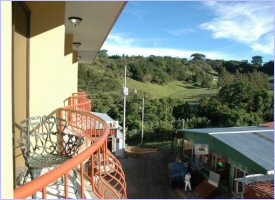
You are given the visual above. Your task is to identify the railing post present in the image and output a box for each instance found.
[65,173,68,199]
[81,163,84,198]
[90,155,94,188]
[42,187,47,199]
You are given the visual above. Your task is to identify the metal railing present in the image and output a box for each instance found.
[63,92,92,111]
[14,92,127,199]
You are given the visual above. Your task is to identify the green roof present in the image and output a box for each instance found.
[177,126,274,171]
[177,126,273,134]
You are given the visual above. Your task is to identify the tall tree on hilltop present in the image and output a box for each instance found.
[251,56,263,66]
[190,53,206,61]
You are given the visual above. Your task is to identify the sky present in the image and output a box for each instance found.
[102,1,274,62]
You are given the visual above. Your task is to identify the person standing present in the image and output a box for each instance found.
[185,172,192,192]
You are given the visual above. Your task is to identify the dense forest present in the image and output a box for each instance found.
[78,51,274,141]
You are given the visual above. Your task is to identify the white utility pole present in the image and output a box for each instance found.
[122,65,128,149]
[141,97,145,144]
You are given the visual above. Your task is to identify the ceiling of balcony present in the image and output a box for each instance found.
[65,2,126,64]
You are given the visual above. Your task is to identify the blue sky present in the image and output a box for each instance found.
[102,1,274,62]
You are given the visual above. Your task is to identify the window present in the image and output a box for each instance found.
[183,139,193,159]
[233,167,247,193]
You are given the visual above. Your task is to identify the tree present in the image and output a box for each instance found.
[251,56,263,66]
[201,75,212,88]
[217,68,234,88]
[172,101,193,120]
[190,53,206,61]
[261,60,274,75]
[185,117,210,128]
[97,49,108,57]
[247,71,269,90]
[218,81,254,110]
[206,59,225,74]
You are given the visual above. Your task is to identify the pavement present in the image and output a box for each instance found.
[119,146,202,199]
[119,146,234,199]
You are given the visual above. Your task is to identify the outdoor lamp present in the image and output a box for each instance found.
[68,17,83,27]
[73,42,81,48]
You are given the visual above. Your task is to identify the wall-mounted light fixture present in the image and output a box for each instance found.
[73,42,81,48]
[68,16,83,27]
[78,56,82,60]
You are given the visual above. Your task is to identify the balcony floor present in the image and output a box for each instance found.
[22,167,98,199]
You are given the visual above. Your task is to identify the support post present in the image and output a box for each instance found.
[122,66,127,149]
[141,97,144,144]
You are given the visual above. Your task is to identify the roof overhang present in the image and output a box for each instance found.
[65,1,126,64]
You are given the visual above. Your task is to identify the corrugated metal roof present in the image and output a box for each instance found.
[178,126,272,134]
[212,131,274,170]
[91,112,114,122]
[179,127,274,171]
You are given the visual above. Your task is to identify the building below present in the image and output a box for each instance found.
[92,112,124,155]
[260,121,274,128]
[235,174,274,199]
[176,126,274,196]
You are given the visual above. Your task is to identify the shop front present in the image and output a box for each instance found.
[177,127,274,193]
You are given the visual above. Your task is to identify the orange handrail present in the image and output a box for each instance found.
[14,92,127,199]
[63,94,92,111]
[14,110,109,198]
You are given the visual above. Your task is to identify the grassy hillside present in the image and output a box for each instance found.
[127,78,218,100]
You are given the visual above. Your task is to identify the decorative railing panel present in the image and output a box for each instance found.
[14,92,127,199]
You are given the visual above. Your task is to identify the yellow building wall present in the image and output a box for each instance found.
[26,2,78,116]
[1,1,14,198]
[13,1,30,175]
[64,34,78,99]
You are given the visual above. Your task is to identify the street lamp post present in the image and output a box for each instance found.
[141,97,144,144]
[122,65,128,149]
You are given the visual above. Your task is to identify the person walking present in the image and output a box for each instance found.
[185,172,192,192]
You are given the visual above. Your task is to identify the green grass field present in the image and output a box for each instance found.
[127,78,218,100]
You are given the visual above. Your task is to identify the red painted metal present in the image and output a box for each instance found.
[81,163,84,198]
[14,92,127,199]
[109,129,117,135]
[42,187,46,199]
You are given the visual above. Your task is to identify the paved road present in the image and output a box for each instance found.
[119,146,195,199]
[119,146,233,199]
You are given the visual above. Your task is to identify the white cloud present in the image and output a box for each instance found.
[107,33,136,47]
[102,34,242,60]
[200,1,274,55]
[251,32,274,54]
[165,28,195,36]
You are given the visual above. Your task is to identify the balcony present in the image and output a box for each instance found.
[14,92,127,199]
